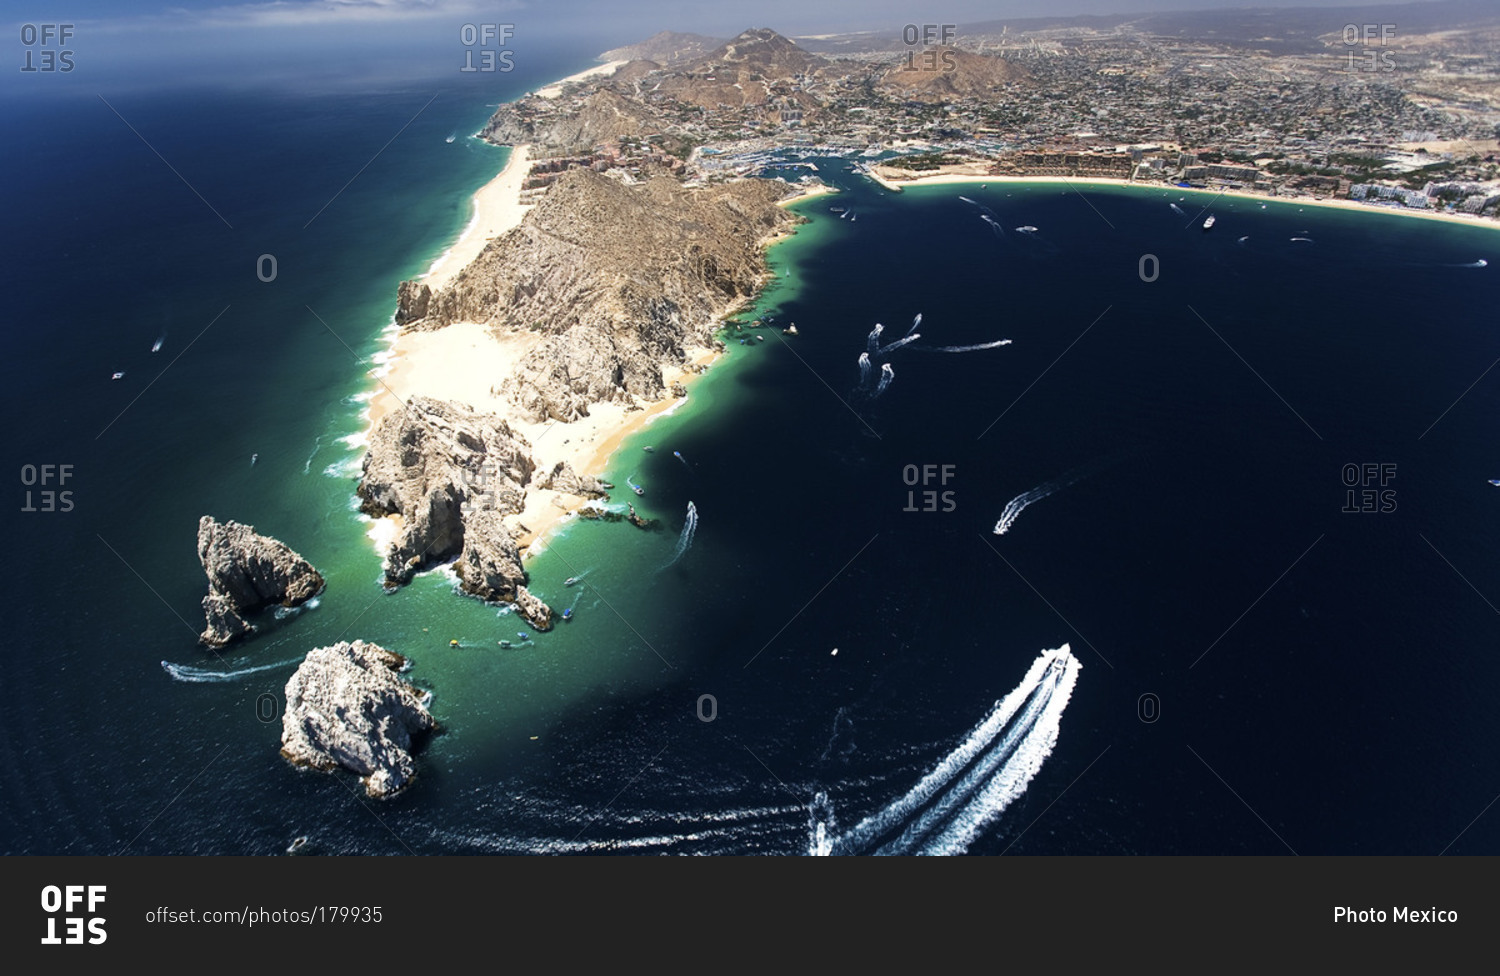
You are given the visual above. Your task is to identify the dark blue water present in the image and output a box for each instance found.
[5,85,1498,855]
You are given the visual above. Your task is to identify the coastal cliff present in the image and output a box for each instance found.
[356,396,555,628]
[407,168,799,422]
[280,640,435,799]
[196,516,324,647]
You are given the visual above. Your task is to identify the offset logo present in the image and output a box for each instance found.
[40,885,107,945]
[19,24,76,72]
[459,24,515,73]
[902,463,956,512]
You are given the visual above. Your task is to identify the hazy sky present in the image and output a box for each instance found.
[4,0,1437,91]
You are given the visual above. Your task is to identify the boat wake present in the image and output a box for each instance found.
[809,644,1081,855]
[876,332,921,356]
[993,471,1086,535]
[867,323,884,355]
[661,501,698,569]
[913,339,1013,353]
[903,312,922,337]
[151,333,166,353]
[302,435,322,474]
[858,351,873,388]
[1169,203,1187,217]
[872,362,895,398]
[161,656,303,684]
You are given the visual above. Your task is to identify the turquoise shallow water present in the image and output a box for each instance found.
[5,81,1500,854]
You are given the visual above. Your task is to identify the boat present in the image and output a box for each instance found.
[561,608,573,621]
[783,323,799,335]
[1016,225,1038,233]
[498,640,513,648]
[564,576,579,586]
[1202,214,1216,230]
[111,371,125,380]
[755,335,765,342]
[286,836,308,854]
[516,631,529,640]
[250,453,258,465]
[151,337,163,353]
[627,475,644,496]
[643,446,654,453]
[1489,480,1500,486]
[449,639,459,647]
[445,132,456,143]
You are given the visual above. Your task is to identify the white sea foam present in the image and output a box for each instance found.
[661,501,698,569]
[876,332,921,355]
[812,645,1080,855]
[916,339,1012,353]
[161,657,303,684]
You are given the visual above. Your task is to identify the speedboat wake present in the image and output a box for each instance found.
[809,644,1081,855]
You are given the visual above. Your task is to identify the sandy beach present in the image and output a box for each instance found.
[421,143,533,291]
[368,319,722,555]
[533,60,626,99]
[868,167,1500,232]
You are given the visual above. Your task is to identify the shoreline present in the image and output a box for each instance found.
[868,168,1500,233]
[360,96,825,565]
[420,143,533,291]
[532,60,626,99]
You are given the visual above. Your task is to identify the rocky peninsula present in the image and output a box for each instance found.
[196,516,324,648]
[362,131,804,590]
[280,640,435,799]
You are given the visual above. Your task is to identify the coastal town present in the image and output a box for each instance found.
[495,11,1500,218]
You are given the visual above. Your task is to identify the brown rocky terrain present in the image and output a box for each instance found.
[406,167,799,423]
[196,516,324,647]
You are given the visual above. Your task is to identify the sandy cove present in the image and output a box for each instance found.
[866,168,1500,233]
[367,322,720,555]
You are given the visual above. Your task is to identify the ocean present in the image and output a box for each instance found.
[5,79,1498,855]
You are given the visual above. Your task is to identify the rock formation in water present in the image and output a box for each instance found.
[537,460,609,499]
[280,640,435,799]
[399,168,798,423]
[196,516,325,647]
[357,396,553,628]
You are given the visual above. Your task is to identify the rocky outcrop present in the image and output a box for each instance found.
[411,169,799,422]
[537,461,609,499]
[513,585,553,631]
[280,640,435,799]
[395,280,431,326]
[358,397,552,621]
[196,516,324,647]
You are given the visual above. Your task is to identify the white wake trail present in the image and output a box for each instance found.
[815,645,1080,855]
[858,352,873,388]
[661,501,698,569]
[867,323,884,355]
[876,333,921,356]
[915,339,1013,353]
[903,312,923,337]
[162,657,303,683]
[872,362,894,398]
